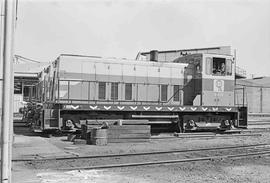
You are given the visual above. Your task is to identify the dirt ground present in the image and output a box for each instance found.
[12,124,270,183]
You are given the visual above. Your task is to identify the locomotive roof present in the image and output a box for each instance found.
[140,46,232,55]
[57,54,187,68]
[173,53,233,64]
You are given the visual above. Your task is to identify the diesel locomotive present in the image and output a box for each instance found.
[32,51,247,133]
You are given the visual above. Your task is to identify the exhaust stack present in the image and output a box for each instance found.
[150,50,158,62]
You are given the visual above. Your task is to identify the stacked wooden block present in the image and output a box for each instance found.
[81,119,116,139]
[107,119,150,143]
[107,125,151,143]
[80,119,151,144]
[90,128,108,145]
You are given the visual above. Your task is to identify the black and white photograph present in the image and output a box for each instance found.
[1,0,270,182]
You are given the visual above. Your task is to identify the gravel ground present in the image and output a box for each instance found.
[43,132,268,158]
[12,126,270,183]
[14,155,270,183]
[114,156,270,183]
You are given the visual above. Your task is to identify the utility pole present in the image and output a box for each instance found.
[0,0,4,141]
[234,49,236,105]
[260,87,263,113]
[1,0,16,182]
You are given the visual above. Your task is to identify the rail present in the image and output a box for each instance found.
[14,143,270,171]
[12,143,268,162]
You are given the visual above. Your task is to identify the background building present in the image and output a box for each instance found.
[236,77,270,113]
[13,62,49,113]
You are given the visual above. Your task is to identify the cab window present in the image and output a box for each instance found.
[213,57,226,75]
[205,57,232,76]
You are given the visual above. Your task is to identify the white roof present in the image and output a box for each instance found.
[14,62,49,78]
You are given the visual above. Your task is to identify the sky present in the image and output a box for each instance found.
[13,0,270,77]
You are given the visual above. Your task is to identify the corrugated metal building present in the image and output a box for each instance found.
[137,46,232,62]
[236,77,270,113]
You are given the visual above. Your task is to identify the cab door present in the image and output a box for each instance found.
[193,58,202,105]
[201,57,216,106]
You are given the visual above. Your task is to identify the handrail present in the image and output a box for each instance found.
[50,79,186,105]
[167,87,184,103]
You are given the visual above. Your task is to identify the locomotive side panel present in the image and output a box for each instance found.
[34,54,248,132]
[202,79,234,106]
[56,56,186,105]
[122,64,136,83]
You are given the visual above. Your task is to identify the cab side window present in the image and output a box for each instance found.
[195,58,201,74]
[212,57,226,76]
[161,85,168,102]
[98,82,106,100]
[205,57,232,76]
[205,57,213,75]
[226,59,232,75]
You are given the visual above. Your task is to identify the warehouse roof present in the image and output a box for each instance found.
[236,77,270,87]
[14,62,49,78]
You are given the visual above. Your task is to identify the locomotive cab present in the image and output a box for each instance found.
[202,54,235,107]
[174,53,244,131]
[174,53,235,107]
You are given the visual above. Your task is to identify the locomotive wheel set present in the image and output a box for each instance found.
[28,51,247,134]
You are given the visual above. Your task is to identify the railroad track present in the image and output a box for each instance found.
[151,133,262,140]
[17,143,270,171]
[248,122,270,125]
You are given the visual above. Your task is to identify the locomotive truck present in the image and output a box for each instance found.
[32,51,247,133]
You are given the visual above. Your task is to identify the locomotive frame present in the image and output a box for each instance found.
[33,52,248,133]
